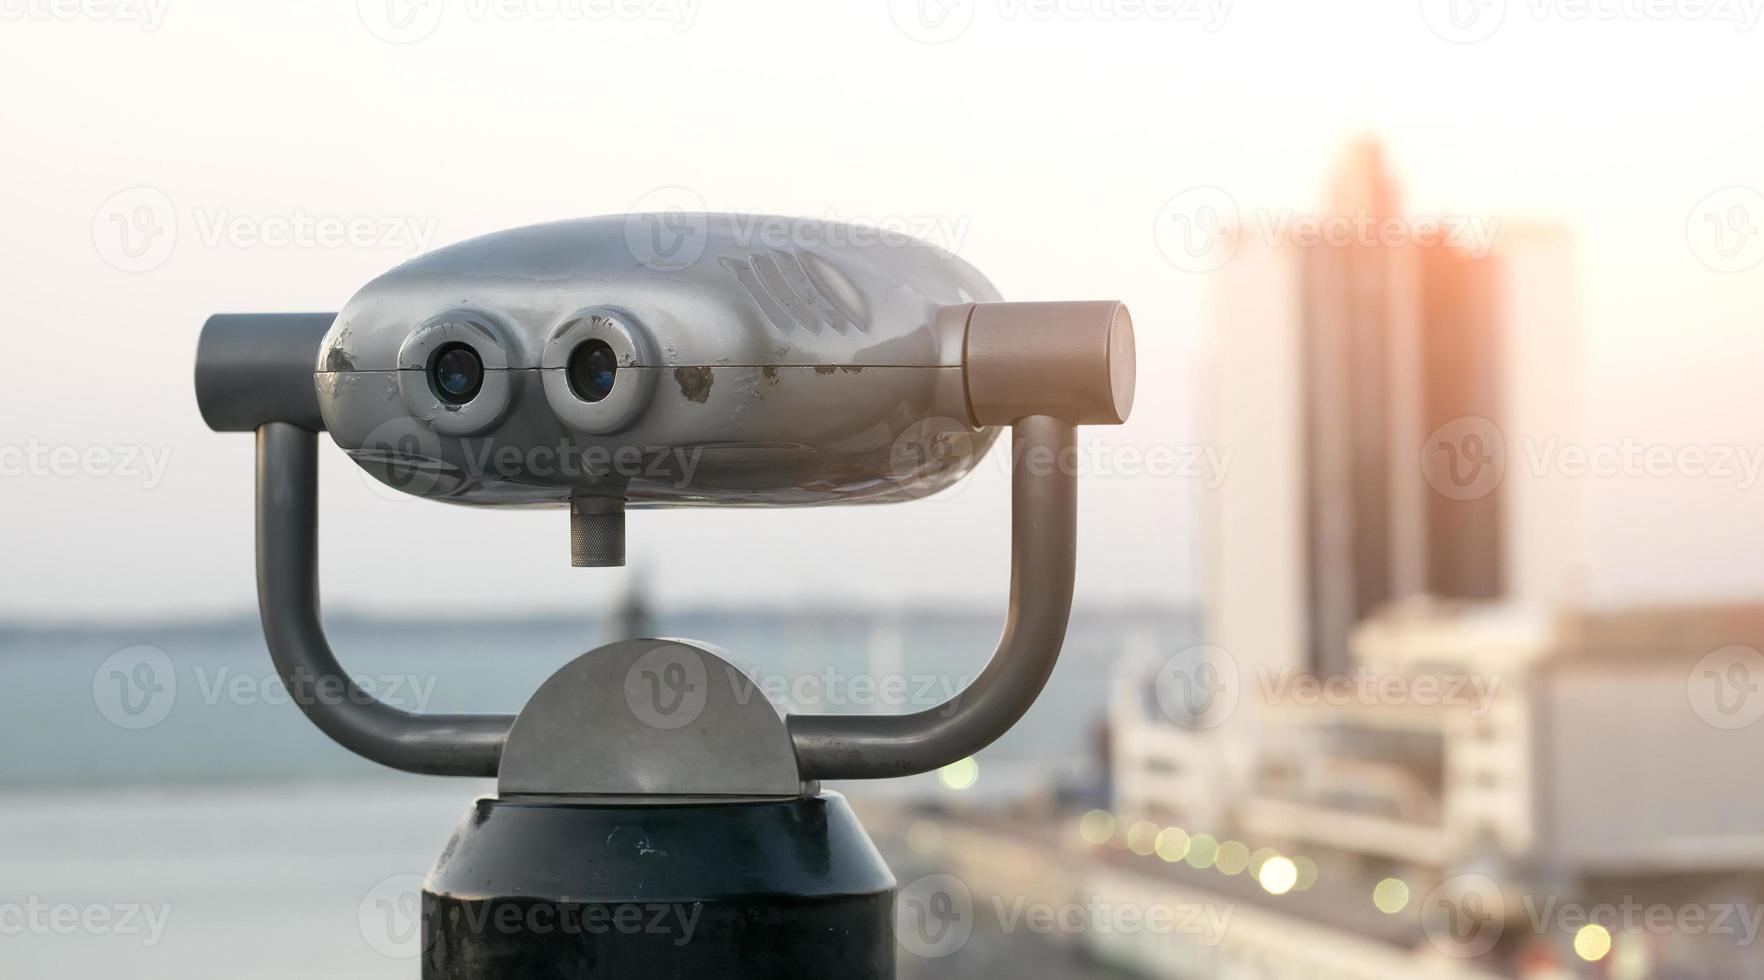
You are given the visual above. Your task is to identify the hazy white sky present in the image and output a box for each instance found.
[2,0,1762,618]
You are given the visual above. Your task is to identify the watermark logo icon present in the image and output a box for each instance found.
[896,874,974,958]
[352,418,452,502]
[1422,874,1505,958]
[890,417,984,499]
[1689,645,1764,730]
[624,644,709,730]
[1687,186,1764,273]
[1154,644,1240,728]
[624,186,711,272]
[359,874,429,958]
[1420,0,1507,42]
[93,645,176,730]
[889,0,977,43]
[1421,416,1506,501]
[1154,186,1238,273]
[92,187,177,273]
[359,0,446,43]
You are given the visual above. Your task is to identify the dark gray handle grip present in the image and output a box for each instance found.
[196,314,335,432]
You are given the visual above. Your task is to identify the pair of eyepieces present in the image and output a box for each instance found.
[428,341,617,405]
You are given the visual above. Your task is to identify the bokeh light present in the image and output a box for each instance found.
[1185,834,1220,870]
[1292,857,1319,892]
[1127,821,1160,856]
[1078,809,1116,846]
[1372,878,1410,914]
[1216,841,1250,875]
[937,757,979,790]
[1155,827,1191,863]
[1258,857,1298,895]
[1574,924,1613,962]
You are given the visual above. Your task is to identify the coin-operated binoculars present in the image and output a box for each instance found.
[194,214,1135,978]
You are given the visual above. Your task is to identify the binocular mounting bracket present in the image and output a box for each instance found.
[255,414,1076,795]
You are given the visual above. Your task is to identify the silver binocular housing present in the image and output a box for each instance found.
[194,213,1136,786]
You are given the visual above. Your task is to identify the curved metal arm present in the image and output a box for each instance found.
[256,422,513,776]
[787,415,1077,780]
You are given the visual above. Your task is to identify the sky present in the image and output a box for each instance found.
[2,0,1763,619]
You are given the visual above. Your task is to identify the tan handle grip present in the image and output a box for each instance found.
[960,300,1136,426]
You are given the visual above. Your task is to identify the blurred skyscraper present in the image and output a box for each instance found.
[1119,134,1584,916]
[1201,138,1580,679]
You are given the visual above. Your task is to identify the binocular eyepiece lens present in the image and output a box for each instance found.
[429,343,485,405]
[568,340,618,403]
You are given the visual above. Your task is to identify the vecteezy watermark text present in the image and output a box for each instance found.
[888,0,1231,45]
[0,899,172,947]
[728,665,975,714]
[895,874,1233,958]
[189,207,437,254]
[92,186,439,273]
[1421,0,1764,44]
[355,423,710,502]
[1151,645,1504,730]
[359,0,703,43]
[456,441,703,485]
[1155,187,1502,274]
[0,441,172,488]
[357,873,701,959]
[93,645,442,731]
[1421,417,1764,502]
[622,187,973,272]
[438,900,702,947]
[620,643,977,730]
[1521,895,1764,946]
[1258,667,1503,718]
[1009,438,1234,487]
[0,0,168,29]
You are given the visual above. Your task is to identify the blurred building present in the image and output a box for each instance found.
[1102,141,1764,977]
[1244,600,1764,870]
[1106,599,1764,978]
[1197,138,1581,682]
[1125,138,1581,830]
